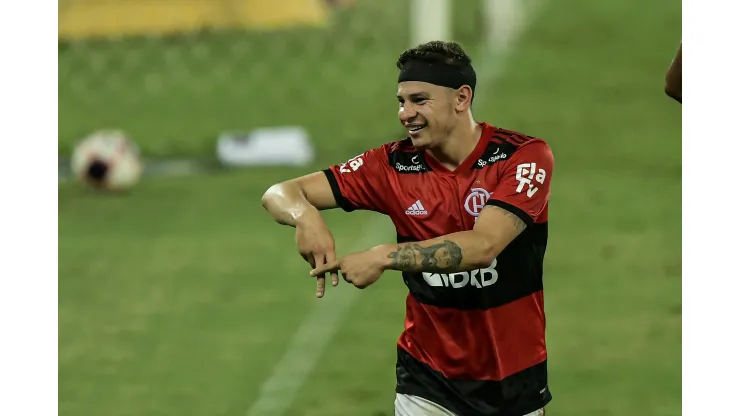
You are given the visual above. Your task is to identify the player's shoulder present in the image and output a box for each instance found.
[482,125,552,163]
[388,138,431,174]
[346,137,428,174]
[469,124,551,170]
[365,137,431,174]
[488,125,551,152]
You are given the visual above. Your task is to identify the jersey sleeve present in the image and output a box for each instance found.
[485,140,554,226]
[322,146,391,213]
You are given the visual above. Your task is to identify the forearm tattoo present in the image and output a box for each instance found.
[387,240,463,272]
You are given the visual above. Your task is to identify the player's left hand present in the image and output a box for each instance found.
[309,247,388,289]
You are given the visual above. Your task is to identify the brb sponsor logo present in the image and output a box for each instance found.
[464,187,492,222]
[422,258,499,289]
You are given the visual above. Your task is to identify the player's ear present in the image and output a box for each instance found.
[454,85,474,111]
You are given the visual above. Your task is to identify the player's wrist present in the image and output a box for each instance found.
[371,244,395,270]
[293,205,321,226]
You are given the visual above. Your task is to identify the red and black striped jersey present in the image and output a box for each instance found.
[323,122,554,416]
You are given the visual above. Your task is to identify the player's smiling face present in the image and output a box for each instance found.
[397,81,457,149]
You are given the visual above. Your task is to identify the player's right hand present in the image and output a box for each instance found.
[295,208,339,298]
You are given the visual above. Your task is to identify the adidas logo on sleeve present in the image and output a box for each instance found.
[405,200,428,216]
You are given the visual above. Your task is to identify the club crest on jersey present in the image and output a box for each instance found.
[464,188,492,219]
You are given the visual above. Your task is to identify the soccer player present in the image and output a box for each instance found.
[262,41,554,416]
[665,42,681,103]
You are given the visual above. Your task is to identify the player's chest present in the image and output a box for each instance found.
[388,172,499,238]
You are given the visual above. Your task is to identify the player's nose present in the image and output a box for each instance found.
[398,106,417,123]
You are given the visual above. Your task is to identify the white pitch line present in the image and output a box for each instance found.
[247,2,544,414]
[246,214,395,416]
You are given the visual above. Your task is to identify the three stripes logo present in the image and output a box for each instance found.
[405,200,428,216]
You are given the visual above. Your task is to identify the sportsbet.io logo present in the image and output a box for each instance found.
[395,162,424,172]
[464,188,492,221]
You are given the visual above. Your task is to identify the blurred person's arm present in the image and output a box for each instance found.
[665,43,681,103]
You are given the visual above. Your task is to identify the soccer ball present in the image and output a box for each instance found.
[71,130,143,191]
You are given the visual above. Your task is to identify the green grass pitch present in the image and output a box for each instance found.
[58,0,681,415]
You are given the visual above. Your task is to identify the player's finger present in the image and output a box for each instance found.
[316,275,326,298]
[310,260,340,277]
[313,253,326,298]
[306,253,316,268]
[325,251,339,287]
[312,253,326,276]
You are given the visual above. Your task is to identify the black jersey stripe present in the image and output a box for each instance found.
[397,222,547,310]
[396,347,552,416]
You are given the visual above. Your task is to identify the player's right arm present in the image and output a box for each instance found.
[261,146,391,224]
[262,146,391,297]
[261,171,338,227]
[262,172,340,298]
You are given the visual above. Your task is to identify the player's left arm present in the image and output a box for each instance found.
[378,141,553,274]
[375,205,526,272]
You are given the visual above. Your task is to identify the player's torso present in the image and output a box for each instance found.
[388,127,547,379]
[382,128,551,412]
[383,133,548,308]
[325,123,553,414]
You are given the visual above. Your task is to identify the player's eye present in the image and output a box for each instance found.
[413,98,427,104]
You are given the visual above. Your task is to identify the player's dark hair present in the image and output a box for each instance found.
[396,41,473,70]
[396,41,476,100]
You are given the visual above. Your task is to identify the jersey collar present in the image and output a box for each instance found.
[423,122,494,174]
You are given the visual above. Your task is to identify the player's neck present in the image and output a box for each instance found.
[428,120,482,171]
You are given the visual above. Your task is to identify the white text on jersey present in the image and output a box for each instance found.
[405,200,428,216]
[515,162,547,197]
[422,259,499,288]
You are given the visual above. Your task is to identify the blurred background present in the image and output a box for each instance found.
[58,0,682,415]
